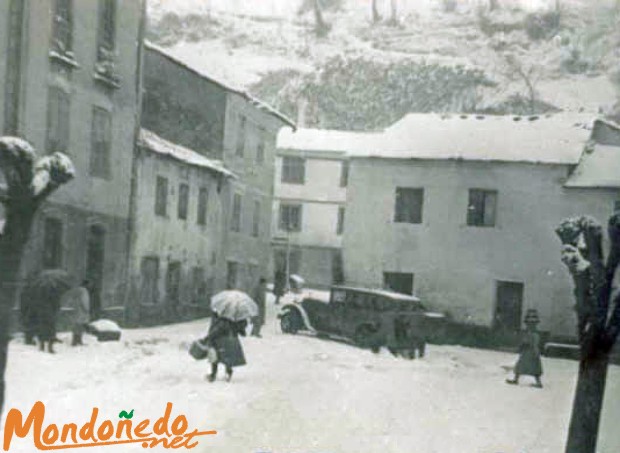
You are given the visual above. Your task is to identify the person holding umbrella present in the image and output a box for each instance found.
[201,290,258,382]
[24,269,72,354]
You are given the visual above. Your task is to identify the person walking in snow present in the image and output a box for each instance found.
[506,309,543,388]
[61,280,91,346]
[202,313,247,382]
[251,278,267,337]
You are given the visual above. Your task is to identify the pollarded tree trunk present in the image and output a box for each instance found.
[0,137,74,420]
[556,214,620,453]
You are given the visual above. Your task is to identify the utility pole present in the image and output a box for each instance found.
[285,223,291,292]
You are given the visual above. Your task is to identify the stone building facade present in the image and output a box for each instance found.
[0,0,146,320]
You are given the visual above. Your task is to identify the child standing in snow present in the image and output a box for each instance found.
[201,314,247,382]
[506,309,543,388]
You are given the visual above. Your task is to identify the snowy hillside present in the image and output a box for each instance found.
[146,0,620,128]
[3,296,620,453]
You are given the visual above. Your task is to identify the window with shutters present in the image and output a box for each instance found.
[178,184,189,220]
[231,193,242,232]
[52,0,73,53]
[467,189,497,227]
[46,87,71,154]
[279,204,302,232]
[281,156,305,184]
[236,115,246,157]
[394,188,424,224]
[340,161,349,187]
[97,0,116,54]
[337,207,345,235]
[90,107,111,178]
[252,200,261,237]
[256,129,266,164]
[155,176,168,217]
[197,187,208,225]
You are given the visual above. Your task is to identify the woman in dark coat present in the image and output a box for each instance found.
[202,314,247,382]
[506,309,543,388]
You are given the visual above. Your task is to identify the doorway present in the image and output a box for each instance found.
[166,262,181,310]
[494,281,524,332]
[85,225,105,320]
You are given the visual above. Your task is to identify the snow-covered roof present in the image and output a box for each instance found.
[564,143,620,188]
[138,129,235,178]
[277,127,382,157]
[353,113,595,165]
[144,41,296,129]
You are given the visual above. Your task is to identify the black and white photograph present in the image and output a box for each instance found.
[0,0,620,452]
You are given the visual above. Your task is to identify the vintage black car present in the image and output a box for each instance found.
[278,285,445,358]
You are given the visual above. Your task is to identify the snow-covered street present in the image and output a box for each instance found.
[4,298,620,453]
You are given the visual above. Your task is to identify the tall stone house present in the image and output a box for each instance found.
[138,43,294,310]
[0,0,146,322]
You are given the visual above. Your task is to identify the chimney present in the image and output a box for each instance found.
[297,97,308,128]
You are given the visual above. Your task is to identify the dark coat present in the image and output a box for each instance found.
[515,330,543,377]
[274,271,286,297]
[252,284,267,326]
[20,285,60,342]
[203,316,246,368]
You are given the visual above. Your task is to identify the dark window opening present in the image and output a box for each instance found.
[252,200,261,237]
[90,107,111,178]
[281,156,305,184]
[231,193,242,232]
[236,115,246,157]
[178,183,189,220]
[337,207,345,236]
[46,87,70,154]
[394,188,424,224]
[383,272,414,295]
[279,204,302,232]
[197,187,208,225]
[467,189,497,227]
[97,0,116,54]
[155,176,168,217]
[340,161,349,187]
[52,0,73,53]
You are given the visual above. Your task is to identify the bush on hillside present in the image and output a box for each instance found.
[524,10,561,41]
[251,55,496,130]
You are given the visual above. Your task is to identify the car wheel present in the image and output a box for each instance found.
[280,310,300,334]
[354,325,376,349]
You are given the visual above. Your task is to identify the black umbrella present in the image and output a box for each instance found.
[26,269,73,303]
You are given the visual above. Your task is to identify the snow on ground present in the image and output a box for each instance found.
[3,296,620,453]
